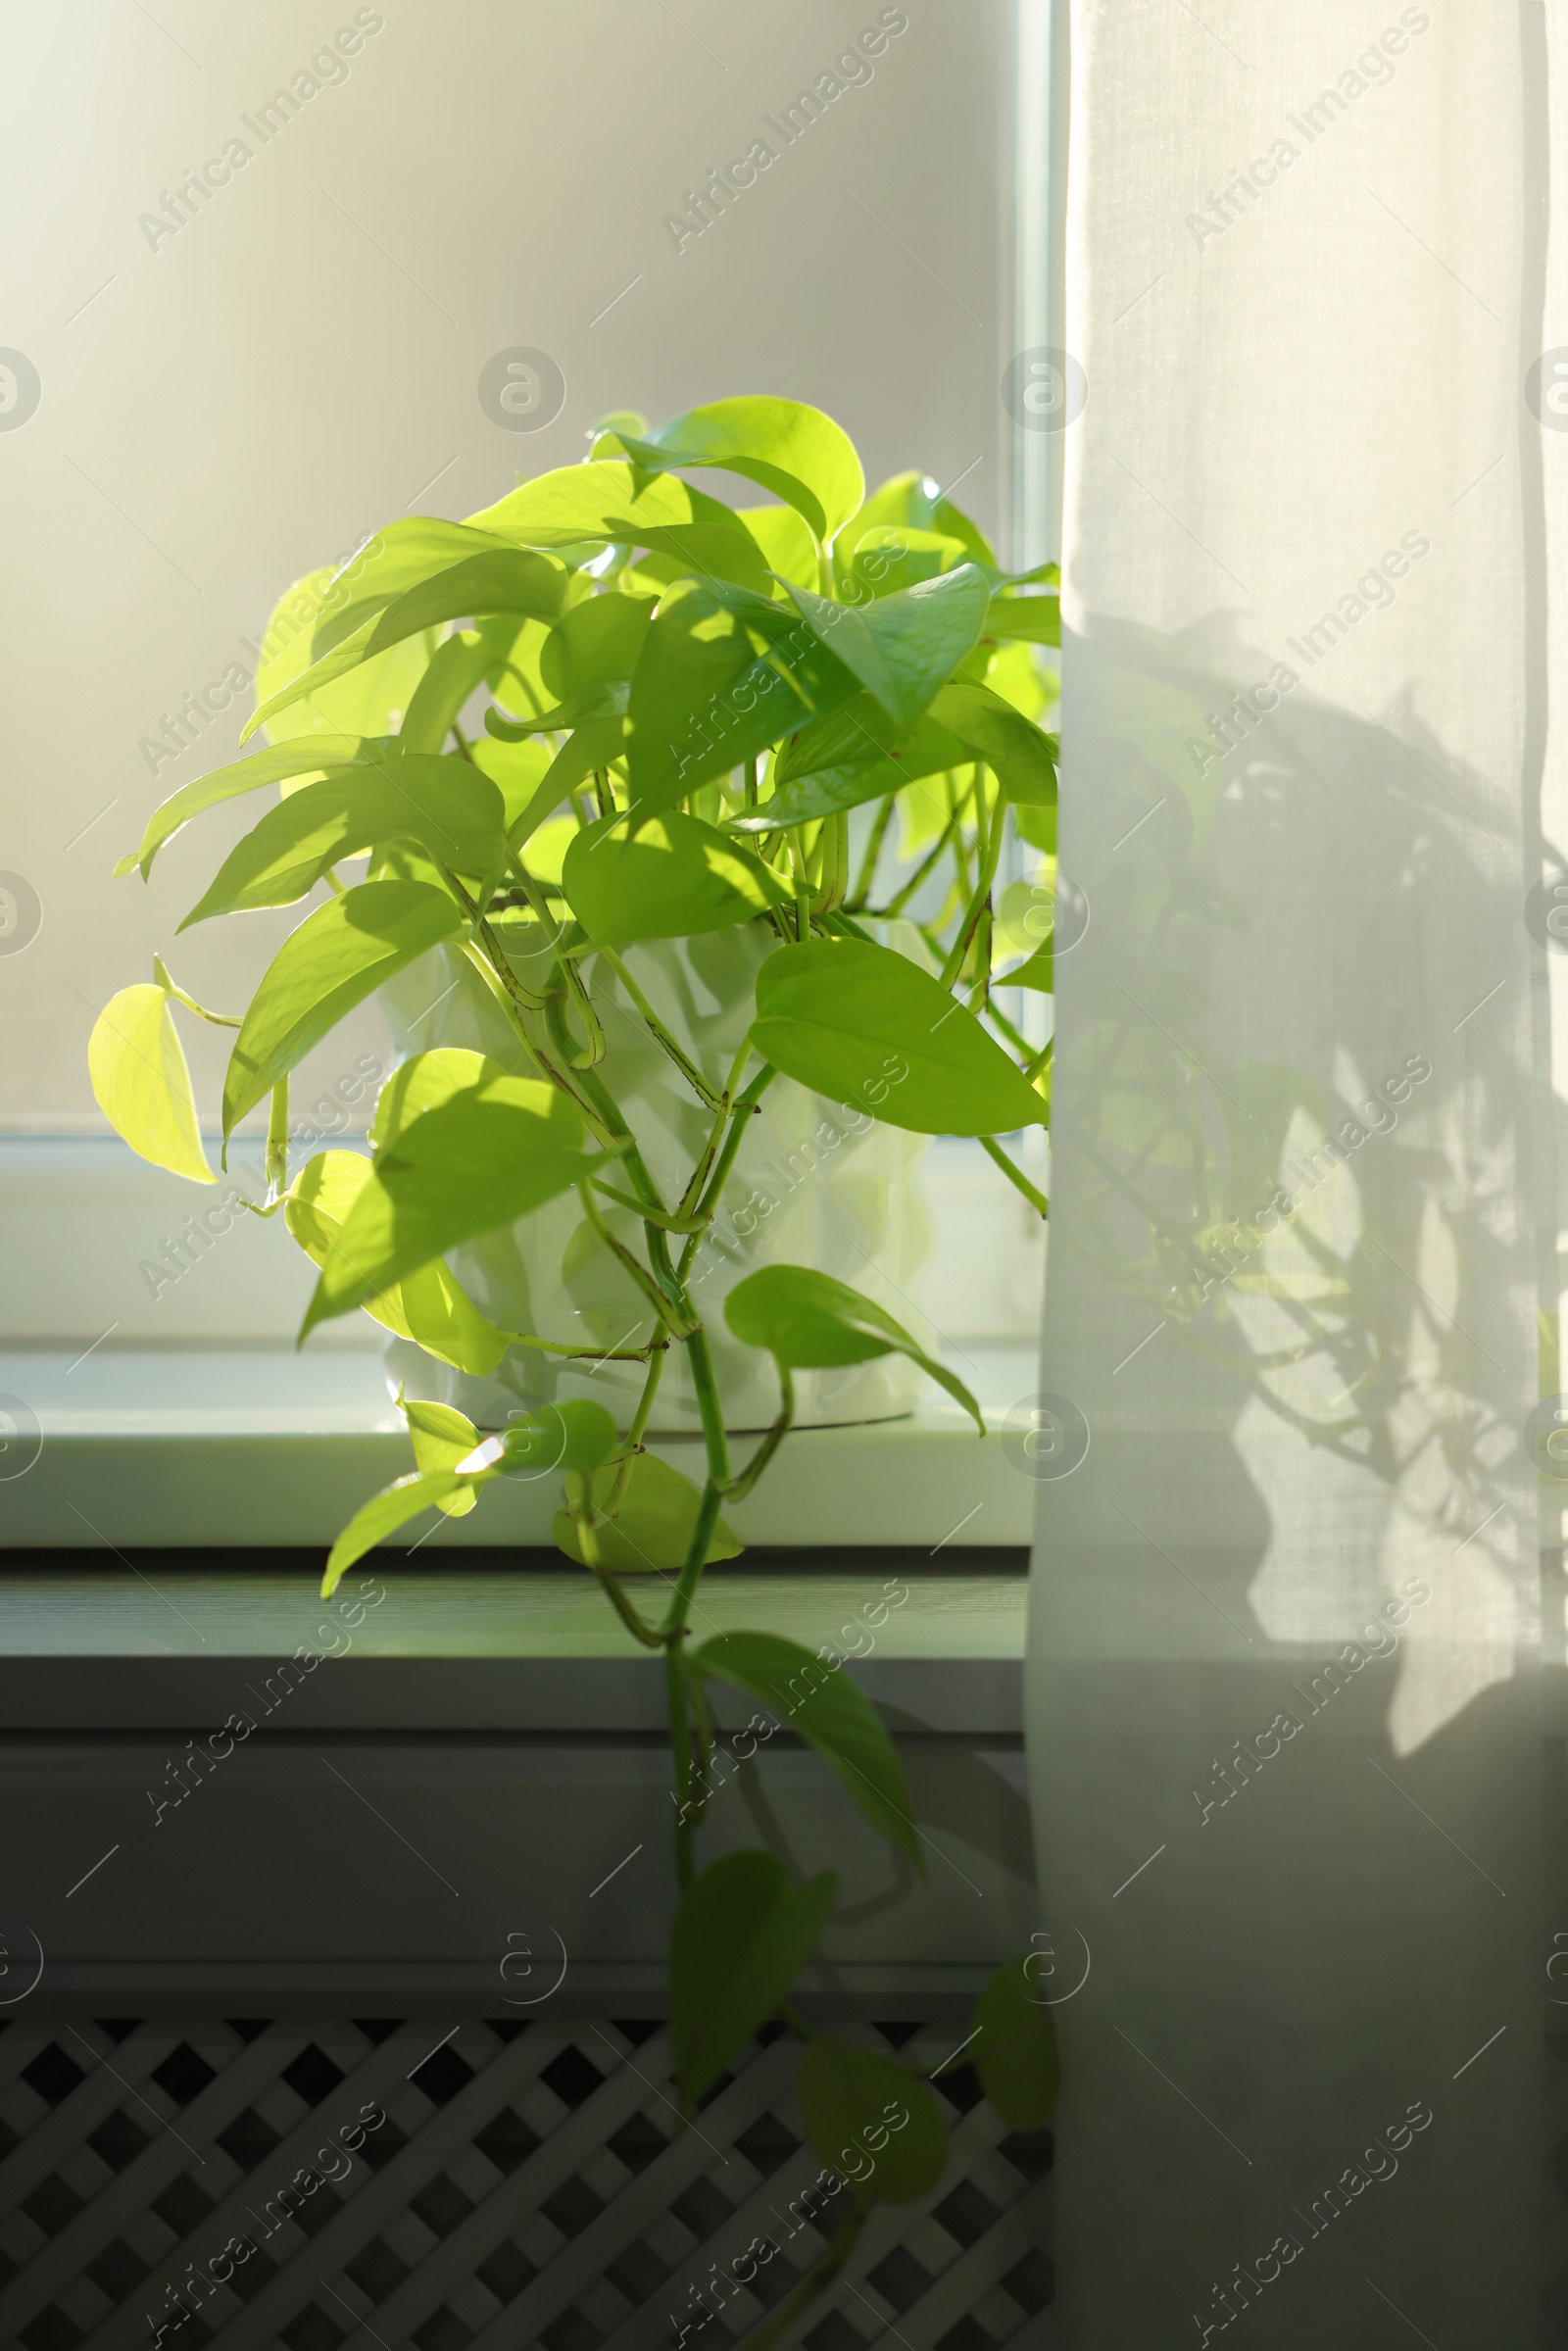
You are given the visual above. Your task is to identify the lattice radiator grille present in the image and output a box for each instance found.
[0,2017,1054,2351]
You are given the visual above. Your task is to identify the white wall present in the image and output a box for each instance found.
[0,0,1008,1129]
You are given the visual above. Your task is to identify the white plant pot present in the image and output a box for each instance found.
[378,921,936,1434]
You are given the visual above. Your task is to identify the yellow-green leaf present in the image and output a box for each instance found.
[88,985,214,1184]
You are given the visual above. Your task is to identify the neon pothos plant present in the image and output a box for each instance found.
[91,397,1059,2339]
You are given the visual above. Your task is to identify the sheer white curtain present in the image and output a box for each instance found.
[1028,2,1562,2339]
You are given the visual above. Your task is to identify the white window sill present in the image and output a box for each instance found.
[2,1342,1039,1549]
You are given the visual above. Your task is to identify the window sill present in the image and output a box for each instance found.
[1,1343,1040,1550]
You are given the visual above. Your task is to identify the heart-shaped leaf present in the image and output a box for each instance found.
[690,1629,921,1867]
[752,937,1047,1138]
[180,758,507,926]
[552,1452,743,1572]
[798,2035,948,2203]
[610,397,864,544]
[725,1264,982,1430]
[221,880,466,1142]
[670,1852,838,2106]
[89,984,214,1183]
[299,1076,617,1337]
[563,812,790,944]
[972,1954,1061,2131]
[779,563,990,735]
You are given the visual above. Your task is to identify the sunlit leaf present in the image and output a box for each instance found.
[89,984,214,1183]
[725,1264,982,1429]
[780,564,989,734]
[612,397,864,544]
[180,758,507,926]
[222,880,465,1142]
[752,938,1046,1137]
[284,1149,513,1377]
[320,1466,487,1596]
[299,1075,616,1337]
[466,462,770,594]
[244,552,566,746]
[563,811,790,944]
[622,577,856,820]
[553,1452,742,1572]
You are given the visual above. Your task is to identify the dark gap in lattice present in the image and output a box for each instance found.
[605,2235,671,2303]
[998,2127,1055,2183]
[281,2043,347,2106]
[609,2017,662,2048]
[934,2061,984,2117]
[412,2175,474,2236]
[541,2174,605,2239]
[0,2117,20,2161]
[540,2310,606,2351]
[152,2174,216,2235]
[86,2237,153,2300]
[477,2239,539,2301]
[91,2019,140,2044]
[934,2177,1003,2251]
[358,2116,411,2169]
[410,2044,475,2106]
[871,2020,924,2050]
[1004,2246,1055,2316]
[223,2017,270,2043]
[281,2308,349,2351]
[217,2107,283,2168]
[23,2046,86,2106]
[151,2043,218,2107]
[22,2175,85,2236]
[347,2238,413,2302]
[21,2312,88,2351]
[868,2242,935,2312]
[804,2313,864,2351]
[87,2110,153,2171]
[935,2320,1003,2351]
[414,2310,476,2351]
[481,2017,530,2045]
[473,2108,543,2174]
[350,2017,403,2044]
[732,2110,801,2175]
[606,2110,669,2174]
[540,2044,606,2109]
[670,2175,735,2238]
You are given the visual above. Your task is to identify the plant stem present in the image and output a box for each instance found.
[589,1559,665,1647]
[785,827,808,935]
[608,1346,667,1510]
[667,1641,696,1888]
[739,2205,869,2351]
[979,1133,1049,1217]
[677,1062,778,1284]
[721,1367,794,1503]
[598,946,723,1107]
[578,1181,698,1336]
[847,794,897,910]
[939,766,1002,991]
[265,1081,289,1198]
[873,801,963,919]
[151,956,242,1027]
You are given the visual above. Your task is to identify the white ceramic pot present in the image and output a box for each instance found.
[378,922,935,1433]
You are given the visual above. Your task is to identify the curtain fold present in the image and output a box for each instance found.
[1027,3,1560,2338]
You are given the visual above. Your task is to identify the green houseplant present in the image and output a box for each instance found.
[91,396,1060,2341]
